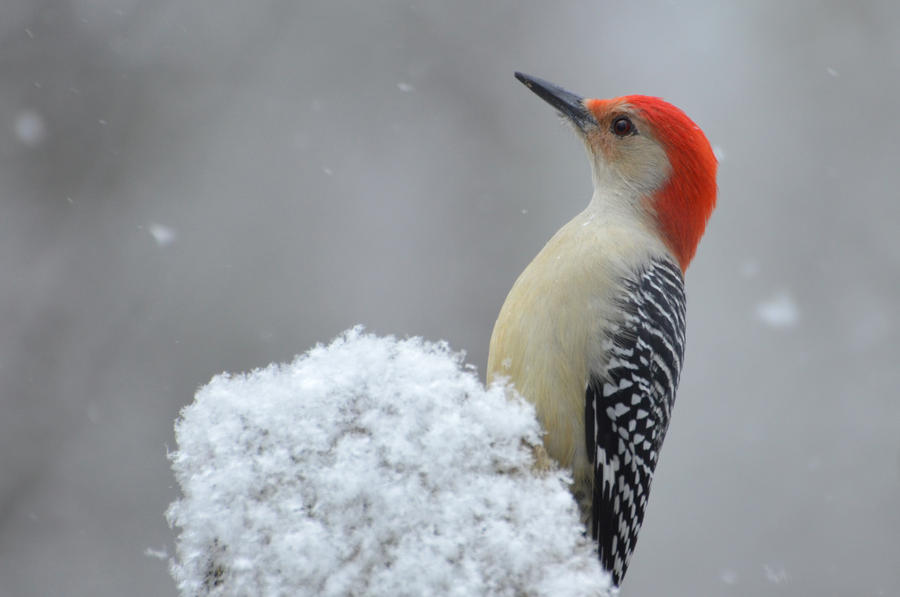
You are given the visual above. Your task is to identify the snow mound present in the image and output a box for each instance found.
[167,327,611,597]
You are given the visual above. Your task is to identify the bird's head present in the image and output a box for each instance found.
[515,72,717,272]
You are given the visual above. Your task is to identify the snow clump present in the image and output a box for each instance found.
[167,327,611,597]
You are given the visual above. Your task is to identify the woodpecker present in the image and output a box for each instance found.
[487,73,716,586]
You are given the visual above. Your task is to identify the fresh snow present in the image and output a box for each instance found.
[167,327,611,596]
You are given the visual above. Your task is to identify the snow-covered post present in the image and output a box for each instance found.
[167,327,612,596]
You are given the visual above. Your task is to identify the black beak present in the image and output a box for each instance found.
[514,72,595,132]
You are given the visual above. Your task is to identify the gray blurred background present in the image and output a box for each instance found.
[1,1,898,595]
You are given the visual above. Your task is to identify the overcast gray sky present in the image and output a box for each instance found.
[1,1,898,595]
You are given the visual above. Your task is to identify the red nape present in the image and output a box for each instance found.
[627,96,718,272]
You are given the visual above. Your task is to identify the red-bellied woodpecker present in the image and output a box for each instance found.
[487,73,717,586]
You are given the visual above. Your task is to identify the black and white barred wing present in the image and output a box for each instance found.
[584,258,686,585]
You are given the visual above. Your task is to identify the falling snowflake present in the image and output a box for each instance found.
[148,224,176,247]
[756,292,798,328]
[712,145,726,162]
[14,109,47,147]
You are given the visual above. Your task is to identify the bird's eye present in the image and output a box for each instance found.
[612,116,635,137]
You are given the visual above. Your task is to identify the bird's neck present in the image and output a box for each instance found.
[586,183,656,235]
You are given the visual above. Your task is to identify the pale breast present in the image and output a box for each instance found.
[487,208,666,478]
